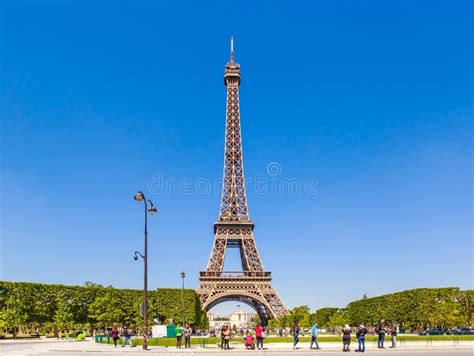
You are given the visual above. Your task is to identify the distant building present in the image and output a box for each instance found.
[229,309,257,328]
[207,312,228,330]
[207,309,257,330]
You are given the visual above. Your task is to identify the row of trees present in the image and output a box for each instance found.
[268,288,473,331]
[0,281,208,338]
[2,282,471,337]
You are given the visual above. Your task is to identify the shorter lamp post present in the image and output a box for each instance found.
[133,191,157,351]
[180,271,186,324]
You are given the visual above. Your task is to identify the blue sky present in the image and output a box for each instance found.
[1,1,472,315]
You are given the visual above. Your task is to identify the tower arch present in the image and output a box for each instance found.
[203,291,275,325]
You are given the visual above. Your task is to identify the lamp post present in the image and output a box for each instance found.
[134,191,157,351]
[180,271,186,324]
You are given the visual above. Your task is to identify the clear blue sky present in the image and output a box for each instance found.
[1,1,472,314]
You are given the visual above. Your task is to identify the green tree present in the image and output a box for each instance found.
[53,294,75,332]
[311,307,338,327]
[288,306,311,327]
[0,295,29,339]
[459,290,474,326]
[89,289,125,329]
[328,309,349,328]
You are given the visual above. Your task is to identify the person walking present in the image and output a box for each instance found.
[111,327,119,348]
[183,323,192,349]
[356,324,367,352]
[390,321,399,349]
[255,323,263,350]
[309,323,320,349]
[292,320,300,350]
[342,324,351,352]
[175,324,183,349]
[377,319,386,348]
[121,327,133,348]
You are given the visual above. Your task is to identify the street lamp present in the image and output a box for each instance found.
[134,190,157,350]
[180,271,186,324]
[133,251,144,261]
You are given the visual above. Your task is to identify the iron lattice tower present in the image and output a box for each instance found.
[197,38,288,324]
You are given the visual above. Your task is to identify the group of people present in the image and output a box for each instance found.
[108,318,400,351]
[110,326,133,348]
[291,320,322,350]
[351,319,399,352]
[175,323,193,349]
[216,323,266,350]
[374,319,400,350]
[291,319,399,352]
[243,323,265,350]
[220,325,232,349]
[110,323,194,349]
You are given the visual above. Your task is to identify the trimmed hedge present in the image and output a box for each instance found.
[269,288,473,330]
[98,334,474,347]
[0,281,209,337]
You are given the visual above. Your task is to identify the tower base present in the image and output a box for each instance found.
[197,271,288,324]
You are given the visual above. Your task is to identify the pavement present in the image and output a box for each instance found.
[0,339,473,356]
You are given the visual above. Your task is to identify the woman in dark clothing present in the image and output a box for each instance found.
[292,320,300,350]
[342,324,351,352]
[220,326,226,350]
[111,327,119,347]
[356,324,367,352]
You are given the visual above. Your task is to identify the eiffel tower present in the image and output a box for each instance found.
[197,37,288,324]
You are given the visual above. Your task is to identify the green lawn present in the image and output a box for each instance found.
[97,334,474,347]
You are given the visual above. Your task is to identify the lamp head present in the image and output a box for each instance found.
[147,200,157,214]
[133,254,138,261]
[134,191,145,202]
[180,271,186,279]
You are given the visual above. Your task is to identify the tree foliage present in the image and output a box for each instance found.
[0,281,207,335]
[347,287,470,329]
[311,307,338,326]
[269,288,473,330]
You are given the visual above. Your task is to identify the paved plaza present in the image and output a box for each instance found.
[1,339,473,355]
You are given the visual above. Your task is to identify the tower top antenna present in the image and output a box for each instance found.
[230,35,235,63]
